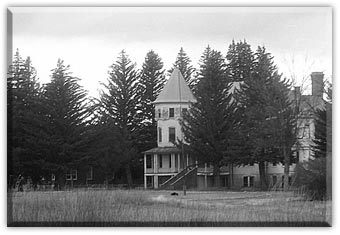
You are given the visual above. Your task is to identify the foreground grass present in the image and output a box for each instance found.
[8,189,331,226]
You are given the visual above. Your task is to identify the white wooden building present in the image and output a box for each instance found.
[143,69,325,190]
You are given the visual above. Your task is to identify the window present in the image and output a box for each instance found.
[158,127,162,142]
[298,124,311,139]
[169,127,176,143]
[250,176,254,187]
[243,176,254,187]
[159,154,163,168]
[157,109,161,118]
[86,167,93,180]
[51,174,55,181]
[146,155,152,168]
[272,162,277,166]
[66,169,77,181]
[296,151,300,163]
[169,108,175,118]
[303,124,310,138]
[169,155,172,168]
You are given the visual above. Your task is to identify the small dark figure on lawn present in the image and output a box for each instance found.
[171,192,178,196]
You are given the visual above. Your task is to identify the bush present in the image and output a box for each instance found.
[293,157,327,200]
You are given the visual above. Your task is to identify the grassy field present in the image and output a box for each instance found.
[8,189,331,226]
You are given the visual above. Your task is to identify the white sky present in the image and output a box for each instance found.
[11,7,332,98]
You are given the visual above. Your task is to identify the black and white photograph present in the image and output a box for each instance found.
[6,5,332,227]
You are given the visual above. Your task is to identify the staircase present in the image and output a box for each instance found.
[159,164,198,190]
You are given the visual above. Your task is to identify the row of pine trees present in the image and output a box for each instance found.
[7,40,328,192]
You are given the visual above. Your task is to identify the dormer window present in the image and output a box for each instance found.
[169,108,174,118]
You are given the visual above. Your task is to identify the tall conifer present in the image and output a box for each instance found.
[181,46,239,187]
[138,50,166,151]
[169,47,196,89]
[7,50,42,185]
[99,50,141,186]
[42,59,92,186]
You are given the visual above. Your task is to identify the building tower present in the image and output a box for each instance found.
[143,68,196,189]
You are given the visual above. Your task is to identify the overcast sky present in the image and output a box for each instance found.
[11,7,332,98]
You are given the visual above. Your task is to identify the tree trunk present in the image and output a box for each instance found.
[125,164,133,187]
[213,164,220,188]
[258,161,268,190]
[283,147,290,191]
[229,163,234,188]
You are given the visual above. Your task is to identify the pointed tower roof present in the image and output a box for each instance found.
[154,68,196,104]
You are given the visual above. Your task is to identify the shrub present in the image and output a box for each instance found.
[293,157,327,200]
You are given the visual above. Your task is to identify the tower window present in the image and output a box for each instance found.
[158,127,162,142]
[169,127,176,143]
[169,108,175,118]
[158,109,161,118]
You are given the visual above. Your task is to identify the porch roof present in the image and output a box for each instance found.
[143,147,181,154]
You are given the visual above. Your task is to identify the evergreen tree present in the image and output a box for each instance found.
[89,112,125,184]
[41,59,92,187]
[169,47,196,89]
[99,50,141,186]
[138,50,166,151]
[180,46,239,187]
[235,46,296,190]
[7,50,42,187]
[226,39,255,82]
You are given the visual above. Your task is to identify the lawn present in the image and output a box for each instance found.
[8,189,331,226]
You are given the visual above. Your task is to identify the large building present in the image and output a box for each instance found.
[143,69,326,190]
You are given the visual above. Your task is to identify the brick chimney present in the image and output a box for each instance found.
[311,72,324,97]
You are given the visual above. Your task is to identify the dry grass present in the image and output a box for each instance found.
[8,189,331,226]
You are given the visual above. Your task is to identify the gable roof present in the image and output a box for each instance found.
[154,68,196,104]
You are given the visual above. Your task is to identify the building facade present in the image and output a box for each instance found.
[143,69,326,190]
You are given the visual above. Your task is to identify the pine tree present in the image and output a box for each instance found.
[99,50,141,186]
[138,50,166,151]
[89,113,125,184]
[235,46,296,190]
[226,39,255,82]
[41,59,92,187]
[180,46,239,187]
[7,49,42,187]
[169,47,196,89]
